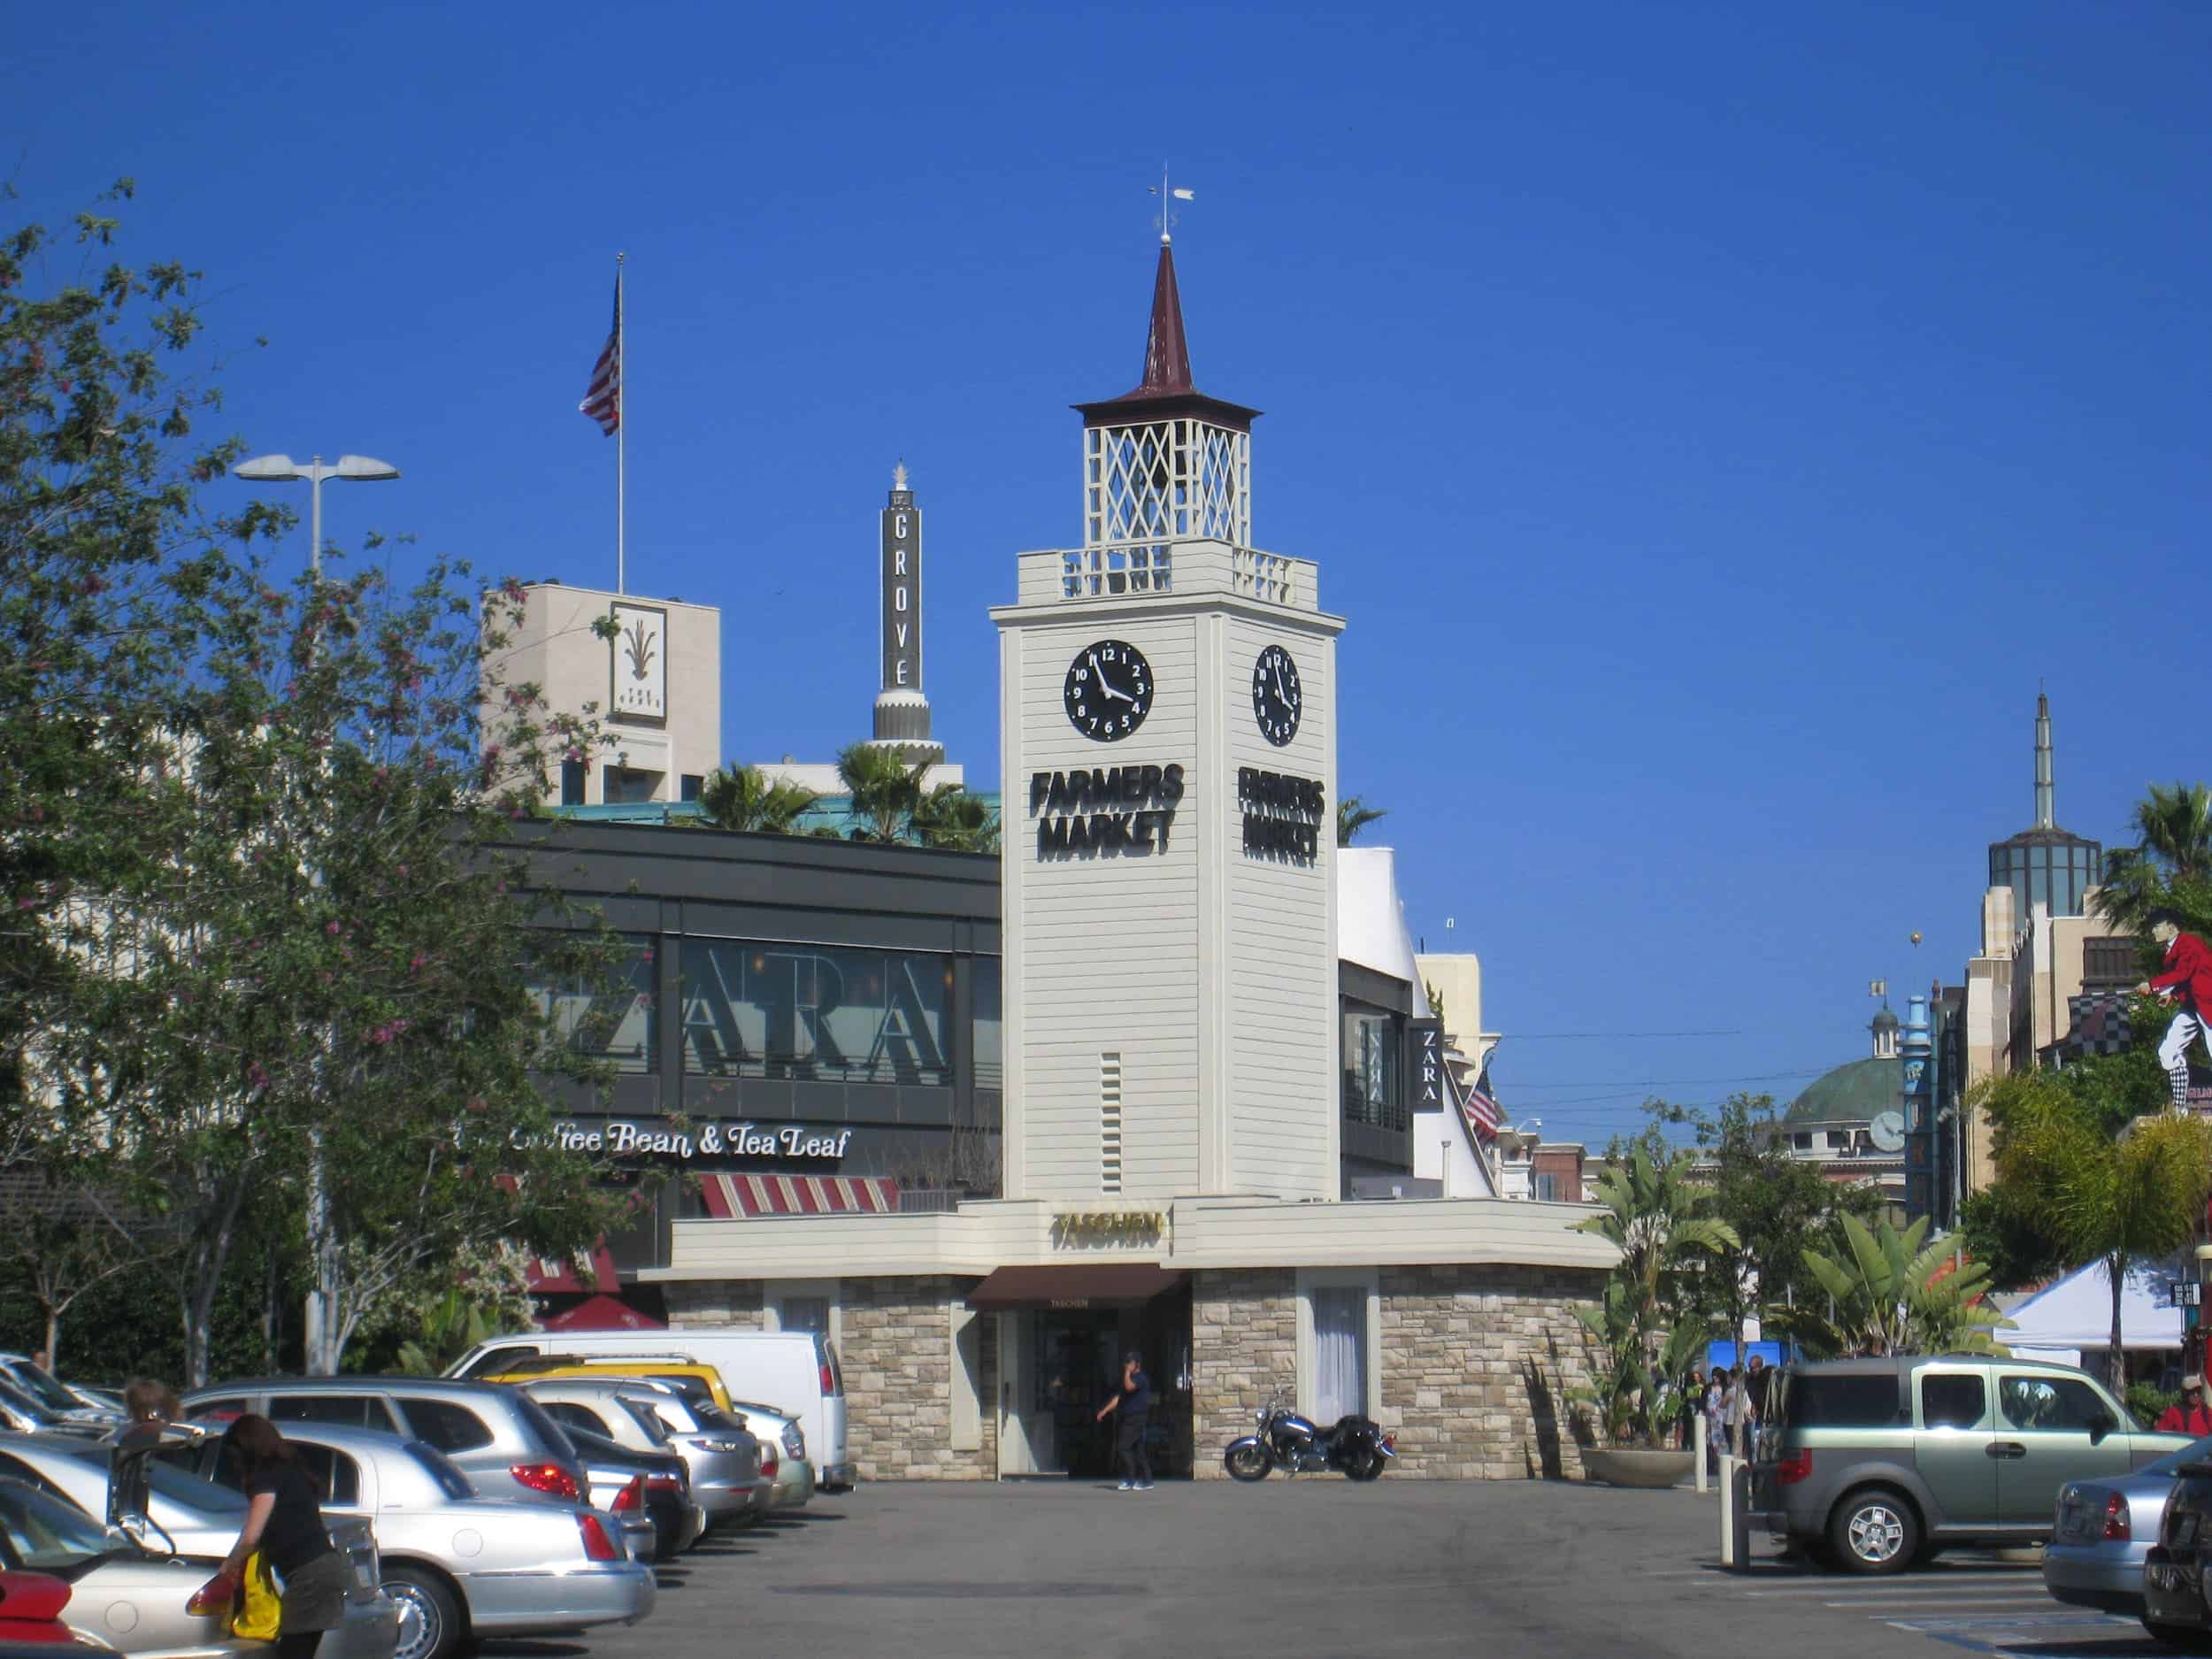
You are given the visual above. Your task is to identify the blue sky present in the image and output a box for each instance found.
[12,1,2208,1148]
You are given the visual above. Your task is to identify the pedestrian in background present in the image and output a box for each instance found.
[1704,1367,1728,1475]
[123,1379,182,1426]
[1678,1367,1705,1451]
[1094,1349,1154,1492]
[1744,1353,1770,1453]
[1724,1365,1748,1457]
[2160,1378,2212,1436]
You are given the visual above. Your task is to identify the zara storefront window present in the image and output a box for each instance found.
[528,933,658,1074]
[682,939,987,1087]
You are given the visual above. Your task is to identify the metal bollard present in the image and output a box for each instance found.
[1694,1416,1708,1494]
[1718,1455,1737,1564]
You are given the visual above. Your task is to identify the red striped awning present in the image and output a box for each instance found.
[698,1173,900,1219]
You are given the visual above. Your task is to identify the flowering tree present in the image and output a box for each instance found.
[3,188,626,1380]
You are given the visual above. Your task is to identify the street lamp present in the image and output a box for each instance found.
[233,453,402,576]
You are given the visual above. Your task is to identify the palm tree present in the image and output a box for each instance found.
[1336,795,1386,847]
[1992,1068,2212,1391]
[2097,781,2212,934]
[695,764,818,834]
[835,742,929,843]
[1571,1148,1737,1445]
[910,783,1000,855]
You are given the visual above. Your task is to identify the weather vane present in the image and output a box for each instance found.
[1148,166,1195,244]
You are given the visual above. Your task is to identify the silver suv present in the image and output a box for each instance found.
[182,1377,588,1509]
[1763,1356,2192,1573]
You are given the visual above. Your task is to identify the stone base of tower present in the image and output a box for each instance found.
[644,1196,1609,1483]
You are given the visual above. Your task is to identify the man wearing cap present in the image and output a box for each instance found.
[2158,1378,2212,1436]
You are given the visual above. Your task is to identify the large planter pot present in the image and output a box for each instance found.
[1582,1447,1695,1488]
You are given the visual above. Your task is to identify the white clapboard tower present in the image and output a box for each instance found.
[991,237,1345,1203]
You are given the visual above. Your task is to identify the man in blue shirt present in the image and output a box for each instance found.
[1095,1350,1153,1491]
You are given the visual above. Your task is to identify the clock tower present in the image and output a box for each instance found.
[992,237,1345,1203]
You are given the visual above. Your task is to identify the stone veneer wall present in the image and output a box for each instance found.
[1191,1267,1298,1470]
[1378,1263,1604,1479]
[1189,1263,1604,1480]
[660,1276,993,1481]
[661,1279,765,1328]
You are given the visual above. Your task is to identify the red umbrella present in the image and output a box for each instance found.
[540,1294,664,1333]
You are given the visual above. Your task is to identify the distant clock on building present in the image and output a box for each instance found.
[1252,643,1302,747]
[1063,640,1153,741]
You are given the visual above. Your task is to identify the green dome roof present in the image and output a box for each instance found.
[1784,1056,1902,1124]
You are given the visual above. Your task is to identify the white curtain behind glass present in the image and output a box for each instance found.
[1310,1287,1366,1421]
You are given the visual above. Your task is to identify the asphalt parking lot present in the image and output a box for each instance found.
[477,1479,2194,1659]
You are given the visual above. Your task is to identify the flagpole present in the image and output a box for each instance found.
[616,250,626,596]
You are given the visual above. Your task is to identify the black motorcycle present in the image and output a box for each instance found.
[1223,1392,1396,1481]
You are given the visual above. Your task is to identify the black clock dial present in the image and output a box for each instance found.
[1252,643,1302,747]
[1064,639,1154,742]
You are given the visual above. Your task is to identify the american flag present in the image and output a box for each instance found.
[1454,1063,1503,1141]
[579,280,620,434]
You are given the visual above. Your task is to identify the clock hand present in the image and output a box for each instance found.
[1272,664,1286,701]
[1088,652,1131,703]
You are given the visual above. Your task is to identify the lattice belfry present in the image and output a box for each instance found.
[1085,417,1249,549]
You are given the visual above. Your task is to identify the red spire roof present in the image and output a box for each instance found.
[1135,242,1194,395]
[1074,242,1261,433]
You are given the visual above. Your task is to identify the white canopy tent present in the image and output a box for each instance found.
[2000,1256,2183,1371]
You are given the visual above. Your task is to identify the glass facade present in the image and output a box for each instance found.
[681,938,956,1086]
[527,933,657,1073]
[1987,832,2101,920]
[1341,1004,1405,1131]
[972,956,1002,1093]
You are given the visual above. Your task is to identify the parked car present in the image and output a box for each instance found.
[482,1362,813,1509]
[487,1356,741,1412]
[0,1458,396,1656]
[559,1425,700,1561]
[1763,1356,2193,1573]
[180,1379,588,1511]
[165,1420,656,1659]
[449,1329,853,1490]
[518,1378,770,1526]
[0,1361,116,1435]
[2042,1433,2212,1622]
[2141,1451,2212,1649]
[0,1568,83,1646]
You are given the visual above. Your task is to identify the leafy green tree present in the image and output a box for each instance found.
[0,181,240,1153]
[1985,1066,2212,1390]
[1647,1093,1881,1365]
[2096,781,2212,938]
[910,782,1000,855]
[1,188,627,1379]
[1336,795,1386,847]
[836,742,929,843]
[695,764,818,834]
[1571,1148,1737,1446]
[1783,1213,2009,1357]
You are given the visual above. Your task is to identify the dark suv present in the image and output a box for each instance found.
[1763,1356,2190,1574]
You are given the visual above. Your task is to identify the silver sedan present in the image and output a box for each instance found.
[166,1421,657,1659]
[0,1471,395,1658]
[2045,1434,2212,1617]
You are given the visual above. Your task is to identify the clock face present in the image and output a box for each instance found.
[1063,639,1154,742]
[1252,643,1302,747]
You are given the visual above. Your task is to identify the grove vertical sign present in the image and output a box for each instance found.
[882,477,920,693]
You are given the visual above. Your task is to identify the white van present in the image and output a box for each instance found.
[446,1330,853,1490]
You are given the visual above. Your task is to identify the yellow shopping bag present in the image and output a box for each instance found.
[230,1550,281,1641]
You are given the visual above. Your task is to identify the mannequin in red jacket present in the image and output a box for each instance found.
[2144,910,2212,1110]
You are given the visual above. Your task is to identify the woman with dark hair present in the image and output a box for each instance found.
[1094,1349,1153,1492]
[216,1415,348,1657]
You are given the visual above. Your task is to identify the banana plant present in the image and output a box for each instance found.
[1787,1213,2011,1357]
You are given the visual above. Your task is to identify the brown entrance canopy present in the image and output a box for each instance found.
[965,1263,1187,1312]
